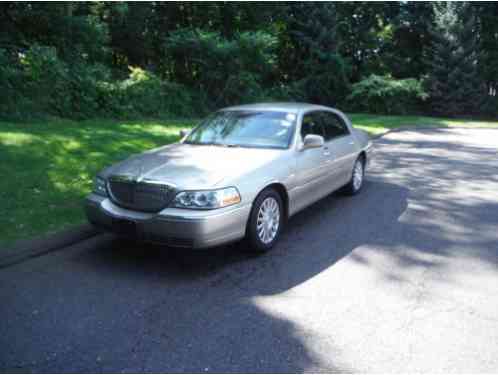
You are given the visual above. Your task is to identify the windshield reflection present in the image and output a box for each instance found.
[185,110,296,149]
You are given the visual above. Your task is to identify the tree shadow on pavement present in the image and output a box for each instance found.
[33,178,406,373]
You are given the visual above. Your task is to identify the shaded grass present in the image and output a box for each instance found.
[1,113,498,246]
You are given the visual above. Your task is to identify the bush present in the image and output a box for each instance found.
[13,45,114,119]
[0,48,25,119]
[347,74,428,115]
[95,67,195,119]
[0,45,68,119]
[120,67,195,117]
[65,62,110,119]
[481,93,498,117]
[0,47,197,121]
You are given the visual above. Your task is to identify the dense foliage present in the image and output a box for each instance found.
[0,2,496,119]
[348,75,428,115]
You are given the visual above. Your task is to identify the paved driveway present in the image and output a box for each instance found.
[1,128,497,372]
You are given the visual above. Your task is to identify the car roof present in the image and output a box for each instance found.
[221,102,336,114]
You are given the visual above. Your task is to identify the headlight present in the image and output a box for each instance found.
[93,176,107,196]
[172,187,241,209]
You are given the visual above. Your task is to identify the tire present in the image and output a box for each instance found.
[246,188,284,253]
[343,156,365,195]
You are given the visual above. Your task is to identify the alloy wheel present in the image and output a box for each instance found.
[256,197,280,244]
[353,160,364,191]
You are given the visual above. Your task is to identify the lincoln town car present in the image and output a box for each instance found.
[85,103,373,252]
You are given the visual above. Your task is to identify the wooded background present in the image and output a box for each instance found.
[1,2,497,120]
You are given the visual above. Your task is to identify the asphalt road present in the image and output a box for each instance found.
[1,128,498,373]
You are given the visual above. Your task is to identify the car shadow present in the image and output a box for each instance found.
[80,179,408,290]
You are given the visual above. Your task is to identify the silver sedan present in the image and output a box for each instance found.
[85,103,373,252]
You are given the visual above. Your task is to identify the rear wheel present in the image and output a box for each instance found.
[246,188,284,253]
[343,156,365,195]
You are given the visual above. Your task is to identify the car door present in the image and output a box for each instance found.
[320,111,358,189]
[293,111,331,212]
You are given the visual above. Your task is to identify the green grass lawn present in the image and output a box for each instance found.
[1,113,497,247]
[349,113,498,135]
[0,118,197,246]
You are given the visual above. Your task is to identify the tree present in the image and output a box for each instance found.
[380,2,434,79]
[334,2,397,82]
[475,3,498,96]
[279,2,351,105]
[427,2,486,116]
[1,1,497,119]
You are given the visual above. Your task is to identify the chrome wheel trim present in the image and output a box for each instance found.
[353,161,363,191]
[256,197,280,244]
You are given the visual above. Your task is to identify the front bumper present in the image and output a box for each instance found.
[85,193,251,249]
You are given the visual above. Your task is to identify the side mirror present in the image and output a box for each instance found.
[302,134,324,150]
[179,129,190,138]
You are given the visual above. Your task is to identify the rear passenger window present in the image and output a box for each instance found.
[320,112,350,140]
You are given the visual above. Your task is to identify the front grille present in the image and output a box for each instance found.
[109,180,134,204]
[107,177,176,212]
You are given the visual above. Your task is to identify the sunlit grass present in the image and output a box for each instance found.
[0,118,197,246]
[1,113,497,247]
[350,113,498,135]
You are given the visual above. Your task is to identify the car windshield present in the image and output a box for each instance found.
[184,110,297,149]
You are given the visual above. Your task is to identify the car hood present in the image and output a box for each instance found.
[100,143,285,189]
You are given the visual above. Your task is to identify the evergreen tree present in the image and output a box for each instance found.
[427,2,485,116]
[281,2,351,105]
[475,2,498,115]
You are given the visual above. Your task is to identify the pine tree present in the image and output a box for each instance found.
[283,2,351,105]
[427,2,485,116]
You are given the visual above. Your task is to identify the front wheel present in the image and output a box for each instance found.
[246,188,284,253]
[343,157,365,195]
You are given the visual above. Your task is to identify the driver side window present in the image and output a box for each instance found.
[320,111,350,140]
[301,112,324,140]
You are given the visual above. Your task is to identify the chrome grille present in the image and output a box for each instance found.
[107,176,175,212]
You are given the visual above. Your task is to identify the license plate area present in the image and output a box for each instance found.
[112,218,137,236]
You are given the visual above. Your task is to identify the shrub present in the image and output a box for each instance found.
[164,29,278,109]
[65,62,110,119]
[0,45,69,119]
[0,48,197,121]
[122,67,195,117]
[347,74,428,115]
[97,67,196,118]
[121,67,164,116]
[0,48,25,119]
[481,93,498,117]
[16,45,113,119]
